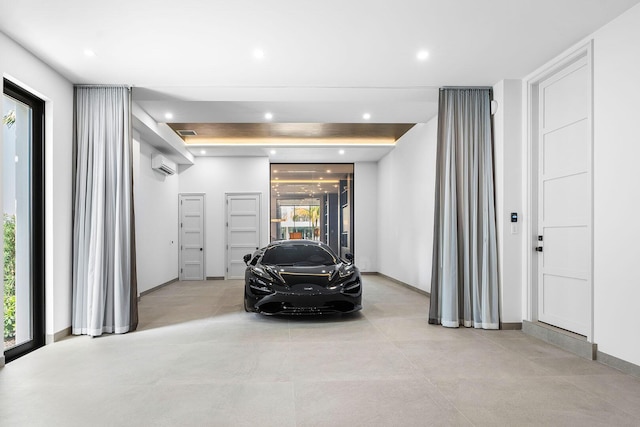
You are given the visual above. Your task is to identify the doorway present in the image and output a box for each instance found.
[179,193,205,281]
[2,79,45,362]
[528,43,593,339]
[270,164,354,258]
[226,193,261,279]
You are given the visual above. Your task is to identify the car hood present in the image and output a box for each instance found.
[263,264,348,287]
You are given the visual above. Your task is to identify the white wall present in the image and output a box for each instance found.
[493,80,523,324]
[377,120,438,292]
[0,32,74,341]
[590,4,640,366]
[133,135,180,294]
[354,162,377,272]
[178,157,270,277]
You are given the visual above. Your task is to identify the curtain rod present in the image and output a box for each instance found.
[440,86,492,90]
[440,86,492,91]
[74,84,130,88]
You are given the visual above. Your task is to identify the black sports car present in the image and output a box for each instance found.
[243,240,362,315]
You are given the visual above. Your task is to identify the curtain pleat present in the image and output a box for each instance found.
[429,88,499,329]
[72,86,138,336]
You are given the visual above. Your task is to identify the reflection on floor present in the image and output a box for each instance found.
[1,275,640,426]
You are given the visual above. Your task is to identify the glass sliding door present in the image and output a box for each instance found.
[275,201,321,241]
[3,79,45,362]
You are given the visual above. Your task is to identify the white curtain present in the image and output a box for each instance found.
[72,86,138,336]
[428,87,499,329]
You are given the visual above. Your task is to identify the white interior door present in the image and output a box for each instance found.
[536,55,592,336]
[226,193,261,279]
[179,194,205,280]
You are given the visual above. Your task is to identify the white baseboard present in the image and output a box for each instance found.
[46,326,72,344]
[138,277,179,300]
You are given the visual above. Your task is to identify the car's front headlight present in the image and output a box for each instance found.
[248,267,276,294]
[338,264,355,279]
[327,266,360,293]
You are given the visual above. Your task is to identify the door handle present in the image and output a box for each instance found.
[535,247,543,252]
[200,248,203,251]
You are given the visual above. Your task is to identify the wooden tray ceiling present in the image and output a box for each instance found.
[168,123,415,143]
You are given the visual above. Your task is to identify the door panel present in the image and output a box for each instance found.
[542,64,588,130]
[537,55,592,336]
[180,194,204,280]
[541,275,590,328]
[230,214,258,229]
[543,227,589,275]
[227,194,260,279]
[542,173,589,223]
[543,119,588,176]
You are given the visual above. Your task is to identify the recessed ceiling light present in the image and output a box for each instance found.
[270,149,276,155]
[164,112,173,120]
[326,169,331,173]
[273,170,278,173]
[363,113,371,120]
[339,149,345,155]
[265,112,273,120]
[416,50,429,61]
[200,150,206,155]
[83,49,96,57]
[254,49,265,59]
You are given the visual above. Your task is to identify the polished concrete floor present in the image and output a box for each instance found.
[1,275,640,426]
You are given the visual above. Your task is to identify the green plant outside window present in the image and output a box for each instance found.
[4,214,16,340]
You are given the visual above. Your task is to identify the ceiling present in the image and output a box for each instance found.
[2,0,638,162]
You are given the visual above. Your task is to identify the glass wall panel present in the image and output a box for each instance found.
[3,95,32,351]
[270,164,353,257]
[3,79,45,362]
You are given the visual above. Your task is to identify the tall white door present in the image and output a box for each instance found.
[179,194,205,281]
[226,193,261,279]
[536,54,592,336]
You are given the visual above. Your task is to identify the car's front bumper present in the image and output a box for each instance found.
[245,281,362,315]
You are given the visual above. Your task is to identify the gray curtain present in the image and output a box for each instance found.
[428,87,499,329]
[72,86,138,336]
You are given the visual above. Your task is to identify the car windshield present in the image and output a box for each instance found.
[261,244,337,266]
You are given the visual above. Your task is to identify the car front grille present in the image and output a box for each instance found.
[258,301,357,315]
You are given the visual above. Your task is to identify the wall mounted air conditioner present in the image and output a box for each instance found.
[151,154,176,175]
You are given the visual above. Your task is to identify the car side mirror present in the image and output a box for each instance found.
[345,253,354,264]
[243,254,252,265]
